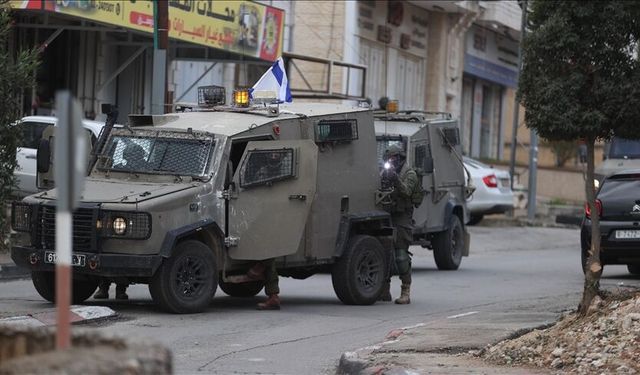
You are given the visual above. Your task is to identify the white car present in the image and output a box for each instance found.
[463,157,514,225]
[14,116,106,196]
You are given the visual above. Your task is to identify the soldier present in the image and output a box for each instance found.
[380,144,419,304]
[94,280,129,300]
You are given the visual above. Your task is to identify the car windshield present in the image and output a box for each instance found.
[96,129,215,177]
[609,137,640,159]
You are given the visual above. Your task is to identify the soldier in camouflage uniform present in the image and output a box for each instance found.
[380,144,419,304]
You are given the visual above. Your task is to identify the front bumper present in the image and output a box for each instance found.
[11,246,163,278]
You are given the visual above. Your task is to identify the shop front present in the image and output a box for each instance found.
[353,0,429,110]
[9,0,285,119]
[460,24,518,159]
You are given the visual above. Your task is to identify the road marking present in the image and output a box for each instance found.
[447,311,479,319]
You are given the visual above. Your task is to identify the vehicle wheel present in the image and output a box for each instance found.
[627,264,640,275]
[331,235,387,305]
[219,279,264,297]
[581,245,589,274]
[432,215,464,270]
[149,240,217,314]
[467,214,484,226]
[31,271,98,304]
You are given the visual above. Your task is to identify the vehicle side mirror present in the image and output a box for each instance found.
[37,138,51,173]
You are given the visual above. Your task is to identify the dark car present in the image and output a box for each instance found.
[581,170,640,275]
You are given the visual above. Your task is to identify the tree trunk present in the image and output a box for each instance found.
[578,138,603,315]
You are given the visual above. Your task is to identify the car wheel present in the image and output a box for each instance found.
[149,240,217,314]
[467,214,484,226]
[432,215,464,270]
[332,235,387,305]
[31,271,98,304]
[627,264,640,275]
[219,279,264,297]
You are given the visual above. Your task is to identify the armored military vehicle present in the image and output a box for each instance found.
[11,87,395,313]
[374,110,470,270]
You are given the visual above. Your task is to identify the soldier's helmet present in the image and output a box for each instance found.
[385,144,406,159]
[123,143,147,166]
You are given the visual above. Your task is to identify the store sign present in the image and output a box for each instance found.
[167,0,284,61]
[356,0,428,58]
[464,25,519,88]
[11,1,284,61]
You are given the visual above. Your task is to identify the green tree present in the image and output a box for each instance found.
[519,0,640,315]
[0,1,39,250]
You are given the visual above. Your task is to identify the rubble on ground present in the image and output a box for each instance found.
[479,290,640,374]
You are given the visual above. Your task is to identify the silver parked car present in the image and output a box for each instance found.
[463,157,514,225]
[14,116,105,196]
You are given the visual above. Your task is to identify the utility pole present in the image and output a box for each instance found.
[151,0,168,114]
[509,0,528,215]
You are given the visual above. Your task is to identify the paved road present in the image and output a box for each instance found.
[1,226,639,374]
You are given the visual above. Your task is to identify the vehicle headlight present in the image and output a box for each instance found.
[102,211,151,239]
[11,202,32,232]
[593,179,600,189]
[113,217,127,235]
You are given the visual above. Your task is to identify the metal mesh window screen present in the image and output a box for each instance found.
[98,129,214,176]
[198,85,226,106]
[414,144,433,173]
[415,145,426,169]
[240,149,295,188]
[102,211,151,239]
[315,119,358,142]
[443,128,460,146]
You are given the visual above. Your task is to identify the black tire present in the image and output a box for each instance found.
[149,240,217,314]
[467,214,484,226]
[331,235,387,305]
[31,271,98,304]
[581,245,589,274]
[628,264,640,275]
[432,215,464,270]
[219,279,264,297]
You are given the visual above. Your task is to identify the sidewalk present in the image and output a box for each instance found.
[0,250,29,280]
[337,310,556,374]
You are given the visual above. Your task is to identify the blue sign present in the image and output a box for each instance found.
[463,54,518,88]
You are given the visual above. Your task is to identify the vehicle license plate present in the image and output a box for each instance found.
[44,251,86,267]
[615,230,640,239]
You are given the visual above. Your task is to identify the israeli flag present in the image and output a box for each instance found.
[251,57,293,103]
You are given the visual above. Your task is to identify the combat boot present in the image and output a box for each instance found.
[94,283,109,299]
[115,284,128,300]
[394,283,411,304]
[257,294,280,310]
[378,281,392,301]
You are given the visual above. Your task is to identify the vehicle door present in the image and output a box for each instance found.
[15,120,53,195]
[36,125,93,191]
[407,125,437,230]
[228,139,318,260]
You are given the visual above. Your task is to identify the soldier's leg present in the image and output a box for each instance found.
[258,259,280,310]
[394,225,412,305]
[115,283,129,300]
[94,280,110,299]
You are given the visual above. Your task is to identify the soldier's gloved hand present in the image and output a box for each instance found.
[385,169,399,183]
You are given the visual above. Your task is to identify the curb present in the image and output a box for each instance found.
[337,326,417,374]
[0,306,117,328]
[0,263,29,280]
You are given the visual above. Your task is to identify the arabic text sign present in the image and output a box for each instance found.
[168,0,284,61]
[51,1,153,34]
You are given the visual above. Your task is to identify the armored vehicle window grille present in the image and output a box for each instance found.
[98,129,214,177]
[443,128,460,146]
[315,119,358,143]
[240,149,295,188]
[198,85,225,106]
[414,144,433,173]
[35,206,97,252]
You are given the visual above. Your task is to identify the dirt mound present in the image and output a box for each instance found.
[479,290,640,374]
